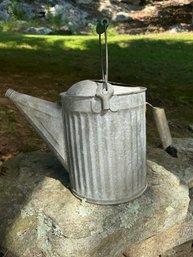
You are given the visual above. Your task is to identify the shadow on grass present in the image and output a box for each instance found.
[0,32,193,106]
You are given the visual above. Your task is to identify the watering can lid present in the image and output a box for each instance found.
[63,80,146,97]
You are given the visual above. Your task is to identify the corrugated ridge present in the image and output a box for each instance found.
[105,113,115,199]
[122,109,131,195]
[86,113,95,198]
[75,113,85,195]
[95,114,104,199]
[72,114,81,192]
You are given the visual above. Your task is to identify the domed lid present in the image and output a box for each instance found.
[61,80,146,97]
[64,80,98,97]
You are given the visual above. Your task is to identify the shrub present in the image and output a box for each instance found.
[8,0,27,20]
[0,20,17,32]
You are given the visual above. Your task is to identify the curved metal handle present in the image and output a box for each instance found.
[96,18,114,111]
[96,18,109,84]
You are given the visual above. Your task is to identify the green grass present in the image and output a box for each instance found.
[0,32,193,146]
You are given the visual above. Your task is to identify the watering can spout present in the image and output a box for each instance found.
[5,89,68,170]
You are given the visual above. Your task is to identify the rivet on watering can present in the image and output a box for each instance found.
[91,97,102,113]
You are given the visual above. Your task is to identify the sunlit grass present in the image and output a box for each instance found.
[1,33,193,50]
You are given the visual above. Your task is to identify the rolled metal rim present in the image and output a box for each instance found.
[95,79,145,88]
[71,183,148,205]
[60,80,146,98]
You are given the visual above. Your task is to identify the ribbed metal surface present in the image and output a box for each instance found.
[63,92,146,204]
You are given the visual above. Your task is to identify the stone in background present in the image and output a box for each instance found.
[0,0,193,34]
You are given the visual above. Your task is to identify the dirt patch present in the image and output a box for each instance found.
[118,3,193,34]
[0,75,49,162]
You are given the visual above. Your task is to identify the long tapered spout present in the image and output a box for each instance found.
[5,89,68,170]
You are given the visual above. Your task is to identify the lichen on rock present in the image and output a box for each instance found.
[0,151,190,257]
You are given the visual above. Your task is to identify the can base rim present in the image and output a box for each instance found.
[71,183,148,205]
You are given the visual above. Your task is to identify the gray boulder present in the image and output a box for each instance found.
[23,27,52,35]
[0,0,34,20]
[47,2,88,27]
[0,0,10,20]
[173,137,193,160]
[0,151,189,257]
[189,124,193,132]
[148,138,193,188]
[75,0,93,4]
[113,12,133,22]
[124,211,193,257]
[170,24,188,33]
[0,10,9,21]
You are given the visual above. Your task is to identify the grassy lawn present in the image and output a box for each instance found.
[0,32,193,154]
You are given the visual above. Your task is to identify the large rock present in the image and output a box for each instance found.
[124,218,193,257]
[123,189,193,257]
[47,2,88,28]
[0,151,189,257]
[162,241,193,257]
[148,138,193,188]
[173,137,193,160]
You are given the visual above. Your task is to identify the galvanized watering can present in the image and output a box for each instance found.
[5,20,147,205]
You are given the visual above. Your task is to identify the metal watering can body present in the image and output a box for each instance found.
[5,80,147,205]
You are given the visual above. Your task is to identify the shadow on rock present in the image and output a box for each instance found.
[0,151,69,255]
